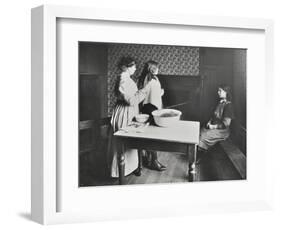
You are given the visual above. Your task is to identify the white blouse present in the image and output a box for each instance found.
[118,72,138,105]
[143,76,163,109]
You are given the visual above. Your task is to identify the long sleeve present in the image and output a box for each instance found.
[117,73,148,106]
[210,101,234,129]
[216,118,231,129]
[121,87,148,106]
[223,103,235,120]
[217,103,234,129]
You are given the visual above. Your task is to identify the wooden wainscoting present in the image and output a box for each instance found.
[157,74,204,122]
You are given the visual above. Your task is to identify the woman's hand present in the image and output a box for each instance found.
[161,89,164,96]
[208,124,217,130]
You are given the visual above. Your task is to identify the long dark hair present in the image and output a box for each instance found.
[218,84,232,102]
[138,60,159,89]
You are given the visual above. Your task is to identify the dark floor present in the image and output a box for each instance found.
[79,144,243,187]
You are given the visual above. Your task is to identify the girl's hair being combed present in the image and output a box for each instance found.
[138,60,159,88]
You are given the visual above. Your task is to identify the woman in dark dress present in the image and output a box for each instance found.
[198,85,235,159]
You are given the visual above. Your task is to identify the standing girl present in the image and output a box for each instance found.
[138,60,166,171]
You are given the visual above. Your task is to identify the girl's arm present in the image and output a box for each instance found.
[209,118,231,129]
[119,81,150,106]
[124,88,148,106]
[221,117,231,127]
[206,120,212,129]
[209,103,234,129]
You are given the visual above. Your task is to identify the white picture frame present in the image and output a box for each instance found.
[31,4,274,225]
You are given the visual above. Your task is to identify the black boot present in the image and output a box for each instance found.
[150,160,166,171]
[133,168,142,176]
[149,151,166,171]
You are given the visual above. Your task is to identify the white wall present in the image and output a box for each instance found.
[1,0,280,229]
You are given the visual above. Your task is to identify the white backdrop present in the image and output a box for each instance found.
[1,0,280,229]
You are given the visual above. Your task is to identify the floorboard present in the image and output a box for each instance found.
[79,144,243,187]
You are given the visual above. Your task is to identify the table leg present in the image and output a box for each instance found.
[187,144,197,182]
[117,139,125,185]
[137,150,143,172]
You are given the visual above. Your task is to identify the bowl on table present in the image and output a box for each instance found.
[135,114,150,123]
[152,109,182,127]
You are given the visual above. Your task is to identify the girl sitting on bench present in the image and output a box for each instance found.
[197,85,235,162]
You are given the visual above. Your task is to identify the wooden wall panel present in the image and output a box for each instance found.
[232,49,247,154]
[79,43,108,157]
[158,75,203,121]
[199,47,247,154]
[199,48,234,123]
[79,42,108,75]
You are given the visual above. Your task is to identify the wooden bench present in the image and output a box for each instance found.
[219,138,246,179]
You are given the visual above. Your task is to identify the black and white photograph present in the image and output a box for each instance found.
[3,0,278,227]
[78,42,246,186]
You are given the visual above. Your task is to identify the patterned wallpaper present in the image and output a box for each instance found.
[107,44,199,115]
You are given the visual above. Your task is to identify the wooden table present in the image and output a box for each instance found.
[114,120,200,185]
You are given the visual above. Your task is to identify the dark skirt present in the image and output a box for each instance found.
[141,103,158,124]
[198,127,230,150]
